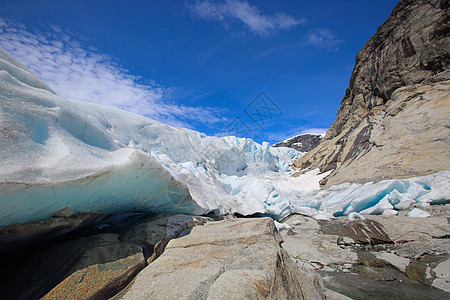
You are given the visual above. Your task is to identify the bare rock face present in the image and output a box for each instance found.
[117,218,329,300]
[273,134,323,153]
[119,214,212,264]
[41,234,146,300]
[0,233,146,300]
[293,0,450,187]
[326,0,449,140]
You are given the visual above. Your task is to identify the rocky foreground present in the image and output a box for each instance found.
[116,218,320,300]
[0,205,448,299]
[280,205,450,298]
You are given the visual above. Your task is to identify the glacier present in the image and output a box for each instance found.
[0,49,449,226]
[0,49,302,225]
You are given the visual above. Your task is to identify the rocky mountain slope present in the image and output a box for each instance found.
[293,0,450,187]
[273,133,323,152]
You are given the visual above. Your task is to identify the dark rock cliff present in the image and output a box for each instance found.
[325,0,449,140]
[273,134,323,152]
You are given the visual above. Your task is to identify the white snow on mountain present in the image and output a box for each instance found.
[0,49,449,226]
[280,132,324,144]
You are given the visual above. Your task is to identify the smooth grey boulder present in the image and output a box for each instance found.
[118,217,329,300]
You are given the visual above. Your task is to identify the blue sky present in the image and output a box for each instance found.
[0,0,398,144]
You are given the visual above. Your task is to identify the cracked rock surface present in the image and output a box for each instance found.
[279,204,450,298]
[116,217,336,300]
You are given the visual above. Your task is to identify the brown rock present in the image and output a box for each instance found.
[1,233,146,300]
[0,213,213,300]
[42,234,146,300]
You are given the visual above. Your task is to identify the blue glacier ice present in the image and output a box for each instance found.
[0,49,302,225]
[289,171,450,220]
[0,48,449,226]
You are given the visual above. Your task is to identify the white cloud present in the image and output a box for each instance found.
[0,18,226,128]
[297,128,328,136]
[306,28,341,50]
[191,0,305,36]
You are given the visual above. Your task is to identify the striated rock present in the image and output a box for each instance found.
[364,214,449,243]
[117,218,328,300]
[273,134,323,153]
[320,218,393,245]
[293,0,450,187]
[326,0,450,140]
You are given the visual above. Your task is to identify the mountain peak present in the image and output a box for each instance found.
[273,133,323,153]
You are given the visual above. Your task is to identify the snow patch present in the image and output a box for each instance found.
[279,132,323,144]
[274,220,291,230]
[407,208,431,218]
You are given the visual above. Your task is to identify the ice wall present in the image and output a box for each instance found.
[0,49,301,225]
[286,171,450,220]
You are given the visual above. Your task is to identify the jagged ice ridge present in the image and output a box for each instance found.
[0,49,448,226]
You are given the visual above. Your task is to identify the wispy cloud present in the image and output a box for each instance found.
[306,28,341,51]
[0,18,227,129]
[190,0,305,37]
[251,44,292,61]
